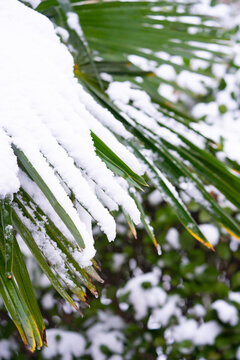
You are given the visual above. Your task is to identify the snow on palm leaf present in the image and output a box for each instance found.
[0,0,144,349]
[0,0,142,262]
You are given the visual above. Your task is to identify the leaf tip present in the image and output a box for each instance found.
[153,237,161,255]
[220,224,240,242]
[187,228,215,251]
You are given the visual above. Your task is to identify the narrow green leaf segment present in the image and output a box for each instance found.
[0,201,46,351]
[13,146,85,249]
[91,131,147,188]
[0,199,14,279]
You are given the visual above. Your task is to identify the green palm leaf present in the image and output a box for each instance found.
[0,0,238,351]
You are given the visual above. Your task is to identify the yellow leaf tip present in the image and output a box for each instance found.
[220,224,240,242]
[187,228,215,251]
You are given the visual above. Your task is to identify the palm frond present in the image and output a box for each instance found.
[0,0,238,351]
